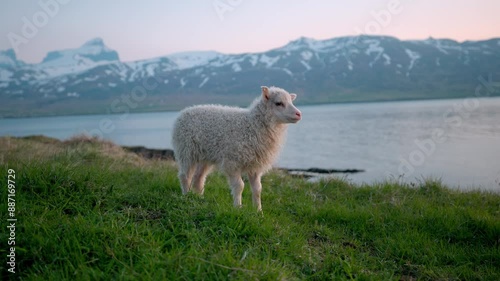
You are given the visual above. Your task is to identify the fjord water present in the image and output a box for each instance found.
[1,97,499,190]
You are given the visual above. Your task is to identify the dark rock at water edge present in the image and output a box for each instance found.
[280,167,365,179]
[121,146,365,178]
[285,168,365,174]
[122,146,175,161]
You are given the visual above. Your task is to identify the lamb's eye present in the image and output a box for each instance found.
[275,102,284,107]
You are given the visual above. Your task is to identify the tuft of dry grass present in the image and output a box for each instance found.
[63,134,147,166]
[0,135,64,164]
[0,134,170,168]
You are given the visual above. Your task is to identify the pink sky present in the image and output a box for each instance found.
[1,0,499,63]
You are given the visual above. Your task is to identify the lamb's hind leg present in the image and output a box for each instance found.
[248,172,263,211]
[227,172,244,208]
[178,162,195,195]
[192,163,212,195]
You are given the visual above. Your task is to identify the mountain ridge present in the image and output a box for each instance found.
[1,35,499,117]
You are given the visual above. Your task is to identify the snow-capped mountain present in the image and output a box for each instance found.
[34,38,120,78]
[0,49,25,69]
[1,36,499,117]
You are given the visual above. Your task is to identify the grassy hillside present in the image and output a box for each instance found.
[0,136,499,280]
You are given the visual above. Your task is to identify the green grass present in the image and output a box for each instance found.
[1,136,499,280]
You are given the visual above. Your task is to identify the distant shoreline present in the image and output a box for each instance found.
[2,95,500,119]
[10,135,366,178]
[122,145,365,178]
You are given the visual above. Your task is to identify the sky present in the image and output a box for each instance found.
[1,0,499,63]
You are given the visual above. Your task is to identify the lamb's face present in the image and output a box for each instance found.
[262,86,302,124]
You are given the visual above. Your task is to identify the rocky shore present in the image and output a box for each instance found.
[122,146,175,161]
[123,145,364,178]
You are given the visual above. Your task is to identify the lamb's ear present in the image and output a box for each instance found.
[290,93,297,101]
[261,86,270,100]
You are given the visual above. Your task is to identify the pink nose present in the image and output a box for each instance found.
[295,111,302,118]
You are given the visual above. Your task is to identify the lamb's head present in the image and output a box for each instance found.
[261,86,302,124]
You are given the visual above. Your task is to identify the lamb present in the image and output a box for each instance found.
[172,86,302,211]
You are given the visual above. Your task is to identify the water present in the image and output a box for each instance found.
[1,97,499,191]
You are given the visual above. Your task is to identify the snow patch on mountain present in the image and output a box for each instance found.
[232,63,242,72]
[249,55,258,66]
[382,54,391,65]
[167,51,221,70]
[199,77,209,88]
[365,39,384,67]
[146,64,157,76]
[103,62,129,82]
[84,75,99,82]
[38,60,112,79]
[193,68,203,75]
[126,57,176,80]
[436,44,451,55]
[282,68,293,77]
[180,77,187,88]
[301,50,313,61]
[300,60,312,71]
[365,40,383,55]
[347,58,354,71]
[405,49,421,77]
[208,55,245,68]
[259,54,280,68]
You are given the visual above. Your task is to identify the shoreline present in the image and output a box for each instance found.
[2,96,500,119]
[122,145,365,178]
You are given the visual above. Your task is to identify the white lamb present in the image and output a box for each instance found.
[172,86,302,211]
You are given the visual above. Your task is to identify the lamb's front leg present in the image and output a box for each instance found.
[227,173,244,208]
[248,172,263,211]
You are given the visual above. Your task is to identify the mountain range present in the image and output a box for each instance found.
[1,35,499,117]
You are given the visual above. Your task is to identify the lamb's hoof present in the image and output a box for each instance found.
[194,190,205,196]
